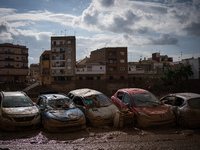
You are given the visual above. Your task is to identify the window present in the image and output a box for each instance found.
[53,41,56,45]
[120,76,124,79]
[109,76,113,80]
[67,41,71,44]
[120,59,125,63]
[120,52,125,55]
[123,94,132,107]
[120,67,125,71]
[117,92,124,101]
[67,48,71,52]
[73,96,84,106]
[97,76,101,80]
[79,77,82,80]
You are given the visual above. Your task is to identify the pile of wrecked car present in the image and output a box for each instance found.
[0,88,200,132]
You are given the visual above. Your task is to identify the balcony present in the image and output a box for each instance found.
[52,50,65,53]
[5,65,14,68]
[5,51,14,54]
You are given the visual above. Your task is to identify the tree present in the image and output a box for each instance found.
[160,63,193,85]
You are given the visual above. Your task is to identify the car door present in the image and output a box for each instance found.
[72,96,86,114]
[114,91,125,109]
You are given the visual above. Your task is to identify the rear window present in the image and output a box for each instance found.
[187,98,200,109]
[3,96,34,108]
[84,94,112,106]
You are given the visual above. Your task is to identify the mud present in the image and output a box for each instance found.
[0,126,200,150]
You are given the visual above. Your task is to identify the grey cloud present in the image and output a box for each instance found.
[0,23,8,34]
[149,34,178,45]
[184,22,200,36]
[100,0,115,7]
[149,6,168,14]
[83,11,98,25]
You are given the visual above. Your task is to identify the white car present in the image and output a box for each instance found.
[0,91,41,131]
[68,88,119,127]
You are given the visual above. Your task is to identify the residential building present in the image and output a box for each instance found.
[40,50,51,84]
[0,43,28,83]
[51,36,76,82]
[28,63,40,83]
[86,47,128,81]
[152,52,173,63]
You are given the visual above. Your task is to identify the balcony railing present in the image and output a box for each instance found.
[5,58,14,60]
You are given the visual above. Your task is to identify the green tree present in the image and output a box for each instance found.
[160,63,193,85]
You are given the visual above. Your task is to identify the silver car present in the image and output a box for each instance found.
[68,88,119,127]
[0,91,41,131]
[160,93,200,128]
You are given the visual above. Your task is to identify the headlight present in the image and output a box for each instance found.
[2,113,13,121]
[138,111,150,118]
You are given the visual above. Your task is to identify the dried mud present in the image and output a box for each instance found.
[0,126,200,150]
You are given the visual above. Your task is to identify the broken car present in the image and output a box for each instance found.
[0,91,41,131]
[36,93,86,132]
[111,88,175,128]
[160,93,200,128]
[67,88,119,127]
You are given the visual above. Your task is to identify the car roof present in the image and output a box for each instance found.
[1,91,26,97]
[69,88,102,97]
[170,93,200,100]
[41,93,68,100]
[118,88,150,95]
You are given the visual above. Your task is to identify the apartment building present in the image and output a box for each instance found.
[40,50,51,84]
[0,43,28,83]
[51,36,76,82]
[86,47,128,81]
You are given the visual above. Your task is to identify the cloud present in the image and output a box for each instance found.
[99,0,115,7]
[148,34,178,45]
[183,22,200,36]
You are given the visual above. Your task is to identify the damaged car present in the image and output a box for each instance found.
[111,88,175,128]
[160,93,200,128]
[36,93,86,132]
[67,88,119,127]
[0,91,40,131]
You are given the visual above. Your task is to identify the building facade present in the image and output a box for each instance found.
[51,36,76,83]
[0,43,28,83]
[40,50,51,84]
[86,47,128,81]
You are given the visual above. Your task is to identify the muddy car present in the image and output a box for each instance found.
[67,88,119,127]
[111,88,175,128]
[36,93,86,132]
[160,93,200,128]
[0,91,40,131]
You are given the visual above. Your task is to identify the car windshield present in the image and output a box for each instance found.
[46,98,75,109]
[2,96,34,108]
[188,98,200,109]
[84,94,112,106]
[131,93,162,107]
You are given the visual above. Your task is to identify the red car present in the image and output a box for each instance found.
[111,88,175,128]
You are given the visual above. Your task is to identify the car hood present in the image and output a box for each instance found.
[2,106,39,115]
[87,104,119,119]
[135,105,171,116]
[45,108,83,121]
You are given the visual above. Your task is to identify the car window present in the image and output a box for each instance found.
[68,93,74,99]
[122,93,132,107]
[37,97,44,107]
[161,96,175,105]
[2,96,34,108]
[47,98,75,109]
[173,97,184,106]
[187,98,200,109]
[131,93,162,107]
[84,94,112,106]
[73,96,85,106]
[117,92,124,101]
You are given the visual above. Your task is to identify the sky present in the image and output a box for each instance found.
[0,0,200,66]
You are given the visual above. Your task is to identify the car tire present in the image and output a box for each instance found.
[178,117,189,128]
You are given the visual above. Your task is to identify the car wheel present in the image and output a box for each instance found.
[178,117,189,128]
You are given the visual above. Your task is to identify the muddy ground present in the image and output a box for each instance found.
[0,126,200,150]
